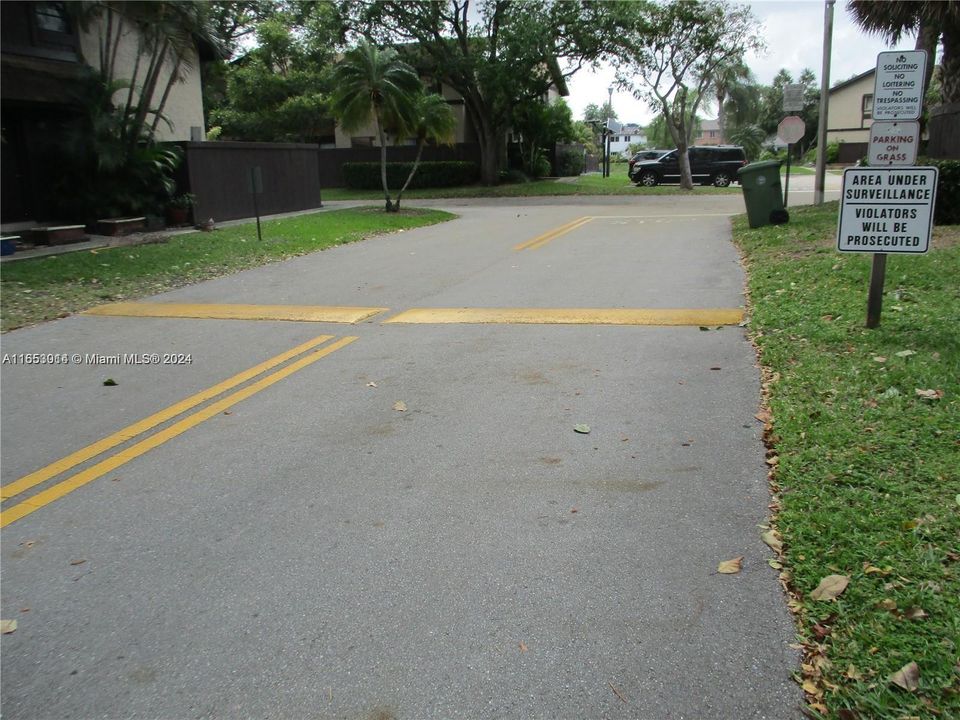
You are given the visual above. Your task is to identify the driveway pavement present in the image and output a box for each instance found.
[1,195,803,718]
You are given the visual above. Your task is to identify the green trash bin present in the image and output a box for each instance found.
[738,160,789,229]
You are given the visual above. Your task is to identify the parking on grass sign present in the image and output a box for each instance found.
[837,167,938,254]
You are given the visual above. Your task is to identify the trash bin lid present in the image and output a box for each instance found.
[738,160,782,176]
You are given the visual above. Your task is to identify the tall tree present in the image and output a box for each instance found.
[330,39,422,211]
[613,0,763,189]
[705,58,752,144]
[351,1,634,185]
[208,5,339,142]
[74,1,220,148]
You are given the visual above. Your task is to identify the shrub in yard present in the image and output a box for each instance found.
[918,157,960,225]
[555,148,584,177]
[342,161,478,189]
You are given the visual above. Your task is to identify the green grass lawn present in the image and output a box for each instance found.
[1,206,454,332]
[733,204,959,718]
[323,173,741,200]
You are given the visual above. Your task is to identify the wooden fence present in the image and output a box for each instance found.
[177,141,322,223]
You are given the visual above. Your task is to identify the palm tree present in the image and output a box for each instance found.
[394,93,457,210]
[709,59,753,144]
[331,40,422,211]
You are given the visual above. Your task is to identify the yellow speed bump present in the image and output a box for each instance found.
[83,303,387,324]
[513,217,593,251]
[384,308,744,326]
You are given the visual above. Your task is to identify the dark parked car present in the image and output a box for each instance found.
[629,145,747,187]
[627,149,671,174]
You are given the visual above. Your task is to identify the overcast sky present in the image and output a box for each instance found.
[565,0,921,127]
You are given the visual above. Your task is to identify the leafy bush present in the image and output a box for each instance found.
[342,161,479,189]
[555,148,584,177]
[919,157,960,225]
[826,142,840,163]
[760,149,785,161]
[499,168,530,184]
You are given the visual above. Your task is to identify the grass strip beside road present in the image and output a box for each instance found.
[733,202,959,719]
[1,207,453,332]
[323,173,741,200]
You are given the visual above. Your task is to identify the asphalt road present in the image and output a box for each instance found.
[0,193,811,719]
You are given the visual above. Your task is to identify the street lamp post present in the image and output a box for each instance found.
[605,85,614,178]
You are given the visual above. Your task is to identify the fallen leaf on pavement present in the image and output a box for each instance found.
[718,557,743,574]
[0,620,17,634]
[102,379,118,386]
[69,559,87,566]
[573,424,590,434]
[810,574,849,601]
[762,530,782,553]
[709,366,721,371]
[889,661,920,691]
[518,641,528,653]
[367,382,377,388]
[392,401,407,412]
[915,388,943,400]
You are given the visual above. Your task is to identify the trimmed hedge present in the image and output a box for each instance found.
[342,161,479,190]
[919,158,960,225]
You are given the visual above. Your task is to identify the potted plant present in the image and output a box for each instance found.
[166,193,196,226]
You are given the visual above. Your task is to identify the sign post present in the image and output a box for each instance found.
[840,50,929,328]
[248,166,264,242]
[837,167,938,326]
[777,116,806,207]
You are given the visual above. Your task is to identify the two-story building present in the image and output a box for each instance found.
[1,1,209,224]
[824,68,875,164]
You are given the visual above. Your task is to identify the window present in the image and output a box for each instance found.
[862,94,874,121]
[34,2,70,33]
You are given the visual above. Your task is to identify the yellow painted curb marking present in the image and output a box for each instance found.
[83,303,387,324]
[513,217,593,251]
[0,336,358,528]
[384,308,744,326]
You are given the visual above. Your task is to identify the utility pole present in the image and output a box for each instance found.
[814,0,835,205]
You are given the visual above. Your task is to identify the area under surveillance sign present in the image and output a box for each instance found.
[837,167,938,254]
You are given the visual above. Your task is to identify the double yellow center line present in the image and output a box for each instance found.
[513,216,593,251]
[0,335,357,528]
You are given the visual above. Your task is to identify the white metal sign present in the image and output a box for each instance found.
[782,84,805,112]
[777,115,806,144]
[873,50,927,121]
[867,121,920,166]
[838,167,938,254]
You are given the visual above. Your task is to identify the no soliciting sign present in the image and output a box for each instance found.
[837,167,938,254]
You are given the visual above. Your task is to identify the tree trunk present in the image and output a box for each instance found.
[941,22,960,105]
[477,124,502,185]
[395,139,426,210]
[150,56,182,135]
[375,107,395,212]
[717,87,727,144]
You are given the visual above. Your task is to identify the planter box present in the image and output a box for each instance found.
[97,217,146,236]
[1,235,19,256]
[29,225,87,246]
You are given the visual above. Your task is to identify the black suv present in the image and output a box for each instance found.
[629,146,746,187]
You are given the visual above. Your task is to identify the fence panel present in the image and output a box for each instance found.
[317,144,482,188]
[180,141,322,223]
